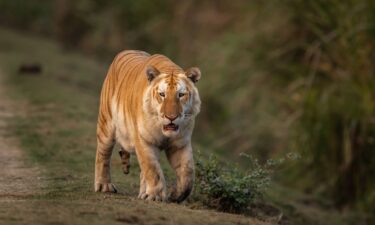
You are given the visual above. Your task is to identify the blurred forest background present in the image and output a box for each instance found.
[0,0,374,222]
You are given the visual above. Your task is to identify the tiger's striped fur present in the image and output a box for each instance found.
[95,50,201,202]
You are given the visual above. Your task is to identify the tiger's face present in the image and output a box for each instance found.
[144,66,201,138]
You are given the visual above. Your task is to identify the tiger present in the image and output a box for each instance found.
[94,50,201,202]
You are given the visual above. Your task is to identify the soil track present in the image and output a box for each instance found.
[0,70,43,200]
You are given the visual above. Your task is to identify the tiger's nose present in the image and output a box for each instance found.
[165,114,178,121]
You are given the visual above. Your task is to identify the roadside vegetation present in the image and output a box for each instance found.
[194,153,272,213]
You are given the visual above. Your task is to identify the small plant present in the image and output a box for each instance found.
[194,152,278,213]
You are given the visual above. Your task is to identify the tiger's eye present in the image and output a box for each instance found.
[179,93,185,98]
[159,92,165,97]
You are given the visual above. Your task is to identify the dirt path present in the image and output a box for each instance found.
[0,70,43,200]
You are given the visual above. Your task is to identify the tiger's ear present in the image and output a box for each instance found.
[146,65,160,82]
[185,67,201,83]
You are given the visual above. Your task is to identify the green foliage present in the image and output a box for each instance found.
[263,0,375,213]
[0,0,52,32]
[194,153,274,213]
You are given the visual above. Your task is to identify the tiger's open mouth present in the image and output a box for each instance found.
[163,123,179,131]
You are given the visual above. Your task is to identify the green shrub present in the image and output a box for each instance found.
[194,152,277,213]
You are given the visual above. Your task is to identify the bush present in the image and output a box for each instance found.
[194,152,277,213]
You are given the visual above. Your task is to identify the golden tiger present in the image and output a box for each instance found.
[94,50,201,202]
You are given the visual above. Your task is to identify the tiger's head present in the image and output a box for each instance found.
[143,65,201,138]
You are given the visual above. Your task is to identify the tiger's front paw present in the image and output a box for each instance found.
[168,185,193,203]
[95,182,118,193]
[138,184,166,201]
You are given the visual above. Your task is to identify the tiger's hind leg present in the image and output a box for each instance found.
[119,147,131,174]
